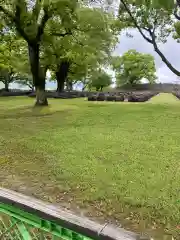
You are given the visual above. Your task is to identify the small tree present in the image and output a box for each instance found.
[112,50,156,86]
[90,70,112,91]
[0,31,22,91]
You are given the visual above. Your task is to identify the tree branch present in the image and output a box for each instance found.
[148,29,180,76]
[0,5,30,42]
[14,4,30,42]
[71,34,84,46]
[174,3,180,20]
[177,0,180,8]
[120,0,152,44]
[33,0,41,22]
[23,81,34,90]
[121,0,180,77]
[36,7,50,42]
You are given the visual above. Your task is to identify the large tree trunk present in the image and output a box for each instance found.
[56,72,65,92]
[3,72,11,92]
[56,61,70,93]
[35,86,48,106]
[28,43,48,106]
[4,81,9,92]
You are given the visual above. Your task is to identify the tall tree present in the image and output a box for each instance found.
[44,6,118,93]
[118,0,180,77]
[0,0,77,105]
[112,50,156,86]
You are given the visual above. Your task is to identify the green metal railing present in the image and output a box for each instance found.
[0,203,90,240]
[0,188,139,240]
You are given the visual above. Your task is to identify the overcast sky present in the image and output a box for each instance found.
[116,29,180,84]
[1,28,180,90]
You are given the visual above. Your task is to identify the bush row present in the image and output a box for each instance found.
[88,92,159,102]
[28,91,86,98]
[0,89,32,97]
[0,89,159,101]
[0,90,86,98]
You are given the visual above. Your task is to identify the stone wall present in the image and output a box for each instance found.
[117,83,180,93]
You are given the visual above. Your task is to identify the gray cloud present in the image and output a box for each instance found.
[114,30,180,83]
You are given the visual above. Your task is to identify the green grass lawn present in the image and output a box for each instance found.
[0,93,180,238]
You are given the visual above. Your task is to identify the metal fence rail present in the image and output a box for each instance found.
[0,188,141,240]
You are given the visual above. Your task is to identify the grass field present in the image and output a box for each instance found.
[0,93,180,239]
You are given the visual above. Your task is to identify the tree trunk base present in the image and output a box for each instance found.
[35,89,48,106]
[35,99,48,106]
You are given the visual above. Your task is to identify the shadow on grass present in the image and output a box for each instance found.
[0,105,71,120]
[87,103,110,108]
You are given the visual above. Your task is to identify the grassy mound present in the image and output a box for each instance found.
[149,93,179,104]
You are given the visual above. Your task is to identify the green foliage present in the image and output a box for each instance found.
[0,0,80,98]
[173,21,180,42]
[0,1,118,94]
[89,70,112,91]
[0,31,23,88]
[112,50,156,86]
[119,0,172,43]
[0,29,32,90]
[0,0,78,40]
[44,6,118,85]
[126,0,175,10]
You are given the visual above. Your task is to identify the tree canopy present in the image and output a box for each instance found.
[2,0,180,103]
[0,0,118,104]
[0,30,28,90]
[89,70,112,91]
[45,6,118,92]
[112,50,156,86]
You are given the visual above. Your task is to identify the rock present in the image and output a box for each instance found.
[128,92,156,102]
[115,95,124,102]
[88,96,96,101]
[106,96,116,101]
[96,93,105,101]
